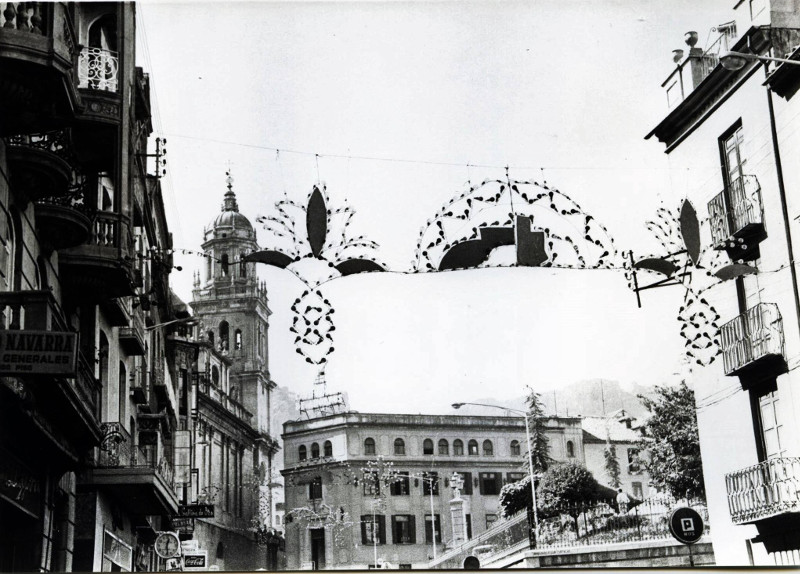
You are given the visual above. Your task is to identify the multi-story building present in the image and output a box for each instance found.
[189,178,282,569]
[281,412,590,570]
[0,2,186,571]
[646,0,800,565]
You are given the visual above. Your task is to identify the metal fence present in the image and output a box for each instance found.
[536,496,710,550]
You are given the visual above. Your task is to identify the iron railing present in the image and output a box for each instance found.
[6,130,73,161]
[97,421,175,488]
[198,376,252,422]
[719,303,785,376]
[78,46,119,92]
[726,457,800,524]
[708,175,763,248]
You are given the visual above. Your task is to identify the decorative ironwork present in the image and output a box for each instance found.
[97,420,175,488]
[707,175,763,249]
[726,457,800,524]
[719,303,785,376]
[6,130,73,161]
[78,46,119,92]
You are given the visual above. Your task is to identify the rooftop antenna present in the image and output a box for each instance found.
[298,370,347,419]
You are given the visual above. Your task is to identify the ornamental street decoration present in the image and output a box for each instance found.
[248,184,386,369]
[414,174,620,272]
[627,198,759,367]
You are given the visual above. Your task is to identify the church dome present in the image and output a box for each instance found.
[206,173,255,239]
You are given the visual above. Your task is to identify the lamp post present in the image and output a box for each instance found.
[719,50,800,71]
[452,402,539,547]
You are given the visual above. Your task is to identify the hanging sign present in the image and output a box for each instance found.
[0,330,77,375]
[178,503,215,518]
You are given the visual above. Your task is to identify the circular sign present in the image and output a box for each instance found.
[155,532,181,559]
[668,507,704,545]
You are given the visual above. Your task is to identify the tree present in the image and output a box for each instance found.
[637,381,705,500]
[524,386,551,474]
[536,462,600,534]
[603,434,621,489]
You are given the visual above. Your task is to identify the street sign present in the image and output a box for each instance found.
[172,517,195,535]
[668,507,704,545]
[0,330,77,375]
[183,550,208,571]
[178,503,215,518]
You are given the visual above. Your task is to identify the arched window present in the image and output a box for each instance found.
[216,541,224,560]
[483,440,494,456]
[234,329,242,350]
[510,440,521,456]
[311,442,320,459]
[438,439,449,455]
[394,438,405,455]
[423,439,434,455]
[468,440,479,455]
[453,439,464,455]
[212,365,220,386]
[324,440,332,457]
[219,321,229,350]
[299,445,307,461]
[207,330,215,346]
[221,253,229,277]
[240,257,247,278]
[88,14,117,51]
[118,361,127,423]
[364,438,376,455]
[567,440,575,458]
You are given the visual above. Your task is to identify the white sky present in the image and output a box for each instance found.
[137,0,734,414]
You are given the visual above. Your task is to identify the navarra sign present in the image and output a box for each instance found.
[0,330,77,376]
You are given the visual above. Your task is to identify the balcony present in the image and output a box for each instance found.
[198,377,252,424]
[59,211,135,299]
[0,290,101,445]
[129,366,147,405]
[119,311,146,355]
[719,303,787,386]
[89,421,179,516]
[0,2,79,136]
[726,458,800,529]
[4,130,75,203]
[34,175,91,252]
[708,175,765,256]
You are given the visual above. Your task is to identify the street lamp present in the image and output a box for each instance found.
[719,50,800,71]
[451,402,539,547]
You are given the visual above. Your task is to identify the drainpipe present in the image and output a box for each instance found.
[764,64,800,342]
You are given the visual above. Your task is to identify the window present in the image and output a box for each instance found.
[323,440,332,458]
[0,207,13,293]
[483,440,493,456]
[510,440,521,456]
[485,514,498,529]
[221,253,229,276]
[566,441,575,458]
[750,0,765,20]
[311,443,320,459]
[364,437,376,455]
[632,481,643,499]
[239,257,247,277]
[309,476,322,500]
[438,439,449,455]
[424,514,441,544]
[507,472,525,484]
[466,514,472,539]
[479,472,502,495]
[721,124,746,187]
[299,445,307,461]
[219,321,229,350]
[234,329,242,350]
[468,440,479,455]
[391,515,416,544]
[627,448,641,474]
[363,471,380,496]
[422,472,439,496]
[361,515,386,545]
[757,389,787,459]
[394,438,405,455]
[423,439,434,455]
[454,472,473,495]
[390,472,410,496]
[102,530,132,572]
[453,439,464,455]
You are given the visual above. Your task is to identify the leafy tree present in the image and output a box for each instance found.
[524,386,551,474]
[637,381,705,500]
[499,475,533,518]
[603,434,621,489]
[536,462,600,534]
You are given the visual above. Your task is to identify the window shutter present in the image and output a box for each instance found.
[390,516,398,544]
[409,515,416,544]
[378,515,386,544]
[495,473,502,493]
[361,517,368,544]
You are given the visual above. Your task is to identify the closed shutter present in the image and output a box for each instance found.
[378,515,386,544]
[495,473,502,494]
[408,515,416,544]
[361,517,368,544]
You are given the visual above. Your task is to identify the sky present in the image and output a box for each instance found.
[136,0,735,414]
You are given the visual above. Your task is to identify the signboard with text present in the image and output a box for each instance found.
[668,507,704,545]
[171,517,195,535]
[184,551,208,571]
[178,503,215,518]
[0,330,77,376]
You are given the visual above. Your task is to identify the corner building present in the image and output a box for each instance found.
[647,0,800,565]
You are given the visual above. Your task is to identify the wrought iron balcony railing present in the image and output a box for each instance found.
[98,421,175,488]
[77,46,119,93]
[6,130,74,161]
[719,303,785,377]
[726,457,800,525]
[708,175,764,249]
[198,376,252,422]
